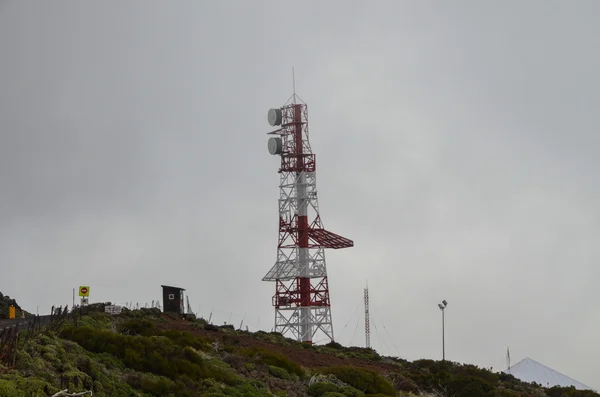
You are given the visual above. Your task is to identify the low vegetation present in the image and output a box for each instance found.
[0,299,597,396]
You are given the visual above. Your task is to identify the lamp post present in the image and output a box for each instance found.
[438,300,448,361]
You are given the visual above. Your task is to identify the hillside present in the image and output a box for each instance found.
[0,302,597,397]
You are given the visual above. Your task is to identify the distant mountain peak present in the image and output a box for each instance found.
[508,357,593,391]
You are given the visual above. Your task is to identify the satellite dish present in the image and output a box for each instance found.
[268,108,282,126]
[268,137,283,155]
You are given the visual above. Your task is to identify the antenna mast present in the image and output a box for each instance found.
[292,67,296,98]
[263,89,354,344]
[364,282,371,349]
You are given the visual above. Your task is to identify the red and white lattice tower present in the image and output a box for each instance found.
[263,93,353,345]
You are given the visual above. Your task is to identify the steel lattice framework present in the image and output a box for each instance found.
[263,94,353,344]
[364,284,371,349]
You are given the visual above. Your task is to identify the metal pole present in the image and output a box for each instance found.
[442,309,445,361]
[72,288,75,308]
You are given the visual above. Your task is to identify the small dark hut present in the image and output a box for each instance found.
[161,285,185,315]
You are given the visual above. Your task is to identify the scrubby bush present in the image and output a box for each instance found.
[547,386,599,397]
[404,360,507,397]
[308,382,342,396]
[60,326,240,389]
[363,394,395,397]
[448,376,494,397]
[340,386,365,396]
[124,372,176,396]
[119,318,156,336]
[220,324,235,331]
[201,381,268,397]
[240,347,304,377]
[485,390,521,397]
[160,329,210,350]
[326,341,344,349]
[268,365,291,380]
[320,367,395,396]
[0,379,26,397]
[205,324,220,332]
[316,345,382,363]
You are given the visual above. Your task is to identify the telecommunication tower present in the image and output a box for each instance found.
[263,92,353,344]
[364,283,371,349]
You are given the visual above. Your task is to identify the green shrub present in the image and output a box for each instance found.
[240,347,304,377]
[486,390,521,397]
[326,341,344,349]
[232,381,270,397]
[320,367,395,396]
[308,382,342,396]
[340,386,365,396]
[364,394,395,397]
[77,312,114,330]
[0,380,24,397]
[60,326,240,387]
[268,365,290,379]
[448,375,494,397]
[125,372,176,395]
[546,386,599,397]
[119,318,156,336]
[322,393,347,397]
[160,329,209,350]
[451,364,499,385]
[0,376,57,397]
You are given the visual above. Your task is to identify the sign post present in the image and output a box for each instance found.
[79,286,90,306]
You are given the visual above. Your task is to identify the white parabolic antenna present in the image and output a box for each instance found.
[268,108,282,126]
[268,137,283,155]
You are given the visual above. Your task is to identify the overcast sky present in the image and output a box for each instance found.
[1,0,599,389]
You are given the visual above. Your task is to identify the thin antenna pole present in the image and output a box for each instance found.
[364,282,371,349]
[292,67,296,97]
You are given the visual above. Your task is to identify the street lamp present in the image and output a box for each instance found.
[438,300,448,361]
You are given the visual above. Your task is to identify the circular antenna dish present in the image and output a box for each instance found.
[267,137,283,155]
[268,108,282,126]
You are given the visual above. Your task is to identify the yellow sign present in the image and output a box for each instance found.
[79,286,90,297]
[9,306,15,319]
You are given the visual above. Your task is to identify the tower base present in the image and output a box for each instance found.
[272,277,334,343]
